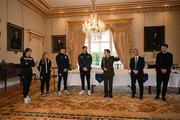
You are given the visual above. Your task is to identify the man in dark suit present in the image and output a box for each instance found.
[155,44,173,101]
[130,49,145,99]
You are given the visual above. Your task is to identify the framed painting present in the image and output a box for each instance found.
[144,26,165,52]
[52,35,66,53]
[7,23,24,52]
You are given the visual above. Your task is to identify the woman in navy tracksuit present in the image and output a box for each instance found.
[38,52,51,96]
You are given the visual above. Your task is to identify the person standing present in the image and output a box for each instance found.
[38,52,51,97]
[78,46,92,95]
[155,44,173,101]
[101,49,119,98]
[56,48,70,96]
[20,48,35,104]
[130,49,145,99]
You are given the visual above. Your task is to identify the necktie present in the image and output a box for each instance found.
[45,60,48,73]
[135,57,138,69]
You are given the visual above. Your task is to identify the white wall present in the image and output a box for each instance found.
[0,0,45,63]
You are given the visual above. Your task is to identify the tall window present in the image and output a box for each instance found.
[85,29,124,69]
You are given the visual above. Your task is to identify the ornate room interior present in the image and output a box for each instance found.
[0,0,180,120]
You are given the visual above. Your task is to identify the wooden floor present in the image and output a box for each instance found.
[0,80,180,120]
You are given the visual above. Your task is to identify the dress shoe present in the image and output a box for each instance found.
[155,96,160,100]
[132,94,135,98]
[162,97,167,101]
[104,95,108,97]
[109,95,113,98]
[140,96,143,100]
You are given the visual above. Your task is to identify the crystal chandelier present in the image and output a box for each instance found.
[82,0,105,33]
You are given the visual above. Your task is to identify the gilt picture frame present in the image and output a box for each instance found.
[7,23,24,52]
[144,26,165,52]
[52,35,66,53]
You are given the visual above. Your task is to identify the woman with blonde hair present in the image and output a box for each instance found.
[38,52,52,96]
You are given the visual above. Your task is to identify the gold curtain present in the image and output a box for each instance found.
[68,22,86,69]
[111,23,132,69]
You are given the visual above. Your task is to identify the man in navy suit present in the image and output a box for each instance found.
[130,49,145,99]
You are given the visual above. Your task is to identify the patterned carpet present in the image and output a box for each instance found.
[0,82,180,120]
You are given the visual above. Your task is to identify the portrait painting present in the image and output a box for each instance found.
[144,26,165,52]
[7,23,24,52]
[52,35,66,53]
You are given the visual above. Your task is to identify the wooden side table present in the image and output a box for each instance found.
[51,67,58,91]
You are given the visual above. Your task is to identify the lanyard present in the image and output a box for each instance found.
[45,60,48,73]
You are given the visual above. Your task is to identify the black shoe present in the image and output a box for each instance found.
[109,95,113,98]
[132,94,135,98]
[155,96,160,100]
[104,95,108,97]
[140,96,143,100]
[162,97,167,101]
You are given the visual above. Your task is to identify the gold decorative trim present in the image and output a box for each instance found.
[19,0,47,16]
[19,0,180,17]
[39,0,51,9]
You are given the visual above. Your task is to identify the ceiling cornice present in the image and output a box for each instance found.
[19,0,180,18]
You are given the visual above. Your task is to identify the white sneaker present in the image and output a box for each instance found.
[87,90,91,96]
[64,90,70,95]
[58,91,62,96]
[24,98,29,104]
[79,90,85,95]
[27,96,31,102]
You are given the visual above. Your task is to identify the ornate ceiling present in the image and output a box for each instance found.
[19,0,180,17]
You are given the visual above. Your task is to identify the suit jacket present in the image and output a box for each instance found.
[130,56,145,76]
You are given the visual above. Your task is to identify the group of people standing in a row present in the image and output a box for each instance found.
[20,43,173,104]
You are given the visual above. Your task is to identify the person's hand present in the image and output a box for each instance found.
[63,68,68,72]
[30,54,33,58]
[83,67,88,71]
[104,68,107,71]
[30,56,34,61]
[35,61,38,67]
[133,70,138,74]
[161,69,167,74]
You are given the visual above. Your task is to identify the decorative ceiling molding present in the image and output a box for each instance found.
[19,0,180,18]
